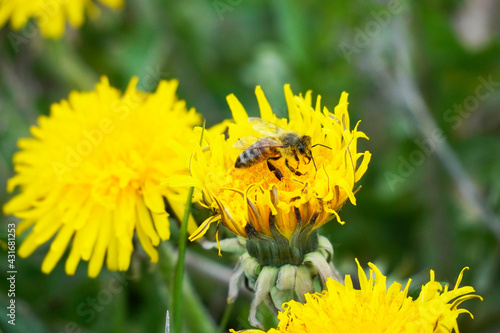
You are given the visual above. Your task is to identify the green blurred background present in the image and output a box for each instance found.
[1,0,499,332]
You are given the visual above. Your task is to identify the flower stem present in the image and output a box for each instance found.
[172,186,195,333]
[43,40,99,90]
[158,243,217,333]
[172,121,205,333]
[218,301,234,333]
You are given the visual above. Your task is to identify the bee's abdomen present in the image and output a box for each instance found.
[235,147,271,168]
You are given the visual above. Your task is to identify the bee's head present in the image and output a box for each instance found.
[299,135,313,160]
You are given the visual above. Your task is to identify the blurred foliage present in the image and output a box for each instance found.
[1,0,500,332]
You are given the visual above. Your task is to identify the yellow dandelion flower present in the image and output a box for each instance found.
[4,76,201,277]
[232,260,482,333]
[166,84,371,327]
[0,0,123,39]
[175,85,371,259]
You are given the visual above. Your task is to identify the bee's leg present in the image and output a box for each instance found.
[285,158,305,177]
[266,157,283,181]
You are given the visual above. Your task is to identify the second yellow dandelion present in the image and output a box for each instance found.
[4,76,201,277]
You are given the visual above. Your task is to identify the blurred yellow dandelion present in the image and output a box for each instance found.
[4,76,201,277]
[0,0,123,39]
[232,260,482,333]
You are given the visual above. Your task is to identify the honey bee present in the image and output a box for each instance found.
[234,117,330,180]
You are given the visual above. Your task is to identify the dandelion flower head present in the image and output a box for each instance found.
[233,260,482,333]
[182,85,371,255]
[4,76,201,277]
[0,0,123,39]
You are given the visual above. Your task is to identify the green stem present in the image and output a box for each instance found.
[172,122,205,333]
[218,301,234,333]
[172,186,195,333]
[158,243,217,333]
[42,40,98,90]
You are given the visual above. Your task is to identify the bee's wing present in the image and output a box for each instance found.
[233,136,285,150]
[233,136,260,150]
[248,117,286,136]
[255,136,286,148]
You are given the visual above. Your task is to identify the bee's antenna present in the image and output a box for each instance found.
[311,143,332,150]
[311,143,332,171]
